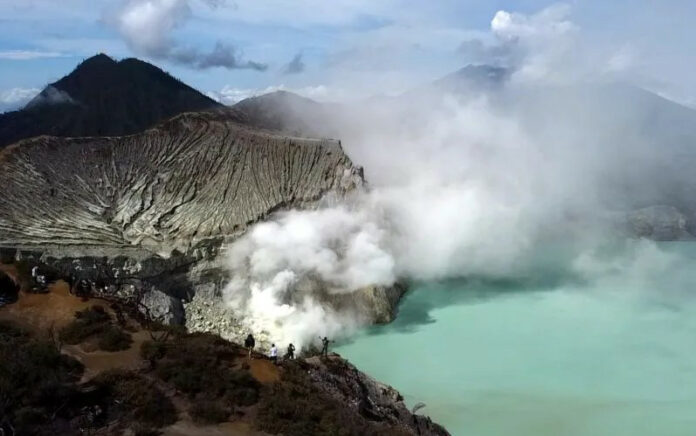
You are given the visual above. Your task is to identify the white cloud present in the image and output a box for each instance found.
[457,4,634,84]
[0,87,40,104]
[0,87,40,112]
[491,5,577,41]
[203,0,400,27]
[24,86,76,109]
[207,84,343,104]
[111,0,267,70]
[116,0,190,56]
[0,50,66,60]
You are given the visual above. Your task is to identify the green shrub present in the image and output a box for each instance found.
[93,370,177,428]
[0,321,84,433]
[141,340,168,362]
[189,400,230,424]
[146,332,260,407]
[58,305,132,351]
[59,305,111,345]
[97,325,133,351]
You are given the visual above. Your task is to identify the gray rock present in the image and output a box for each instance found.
[626,205,693,240]
[0,110,362,253]
[330,283,408,324]
[139,287,184,325]
[304,356,450,435]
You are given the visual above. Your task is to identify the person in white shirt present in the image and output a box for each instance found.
[269,343,278,364]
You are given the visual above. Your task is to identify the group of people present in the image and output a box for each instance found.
[30,265,91,299]
[244,333,333,363]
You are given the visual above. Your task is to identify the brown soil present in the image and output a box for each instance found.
[248,358,280,385]
[0,277,97,333]
[64,330,151,382]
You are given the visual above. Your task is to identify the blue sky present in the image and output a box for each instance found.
[1,0,694,110]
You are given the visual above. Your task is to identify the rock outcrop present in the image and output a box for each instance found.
[304,356,450,435]
[626,205,693,240]
[0,110,361,252]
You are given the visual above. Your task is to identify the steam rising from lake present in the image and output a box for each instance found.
[221,5,696,350]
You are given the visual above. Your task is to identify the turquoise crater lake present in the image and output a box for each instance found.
[336,241,696,436]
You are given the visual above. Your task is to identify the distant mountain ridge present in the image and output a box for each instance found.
[0,53,221,148]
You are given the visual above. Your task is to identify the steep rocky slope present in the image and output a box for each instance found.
[0,109,359,252]
[0,54,221,148]
[0,109,403,337]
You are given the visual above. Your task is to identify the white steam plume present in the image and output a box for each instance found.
[223,206,395,349]
[221,5,696,350]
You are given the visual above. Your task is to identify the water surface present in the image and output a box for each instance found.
[336,241,696,436]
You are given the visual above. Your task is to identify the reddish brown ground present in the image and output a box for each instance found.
[248,357,281,384]
[0,275,97,333]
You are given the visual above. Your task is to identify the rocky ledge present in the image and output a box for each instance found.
[303,355,449,435]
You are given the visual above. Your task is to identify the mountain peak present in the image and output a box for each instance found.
[0,53,222,147]
[433,64,509,92]
[79,53,117,66]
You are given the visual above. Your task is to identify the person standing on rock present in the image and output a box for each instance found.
[269,343,278,364]
[244,333,255,359]
[320,336,332,358]
[286,343,295,360]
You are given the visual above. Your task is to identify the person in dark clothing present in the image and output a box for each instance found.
[73,278,91,299]
[286,343,295,360]
[0,271,19,307]
[244,333,255,359]
[320,336,332,358]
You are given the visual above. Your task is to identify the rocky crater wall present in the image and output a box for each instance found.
[0,110,362,254]
[0,110,403,337]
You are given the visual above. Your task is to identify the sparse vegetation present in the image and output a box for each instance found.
[92,370,177,429]
[1,300,433,435]
[255,361,411,436]
[59,305,132,351]
[98,324,133,351]
[189,400,230,424]
[141,332,260,422]
[0,321,84,435]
